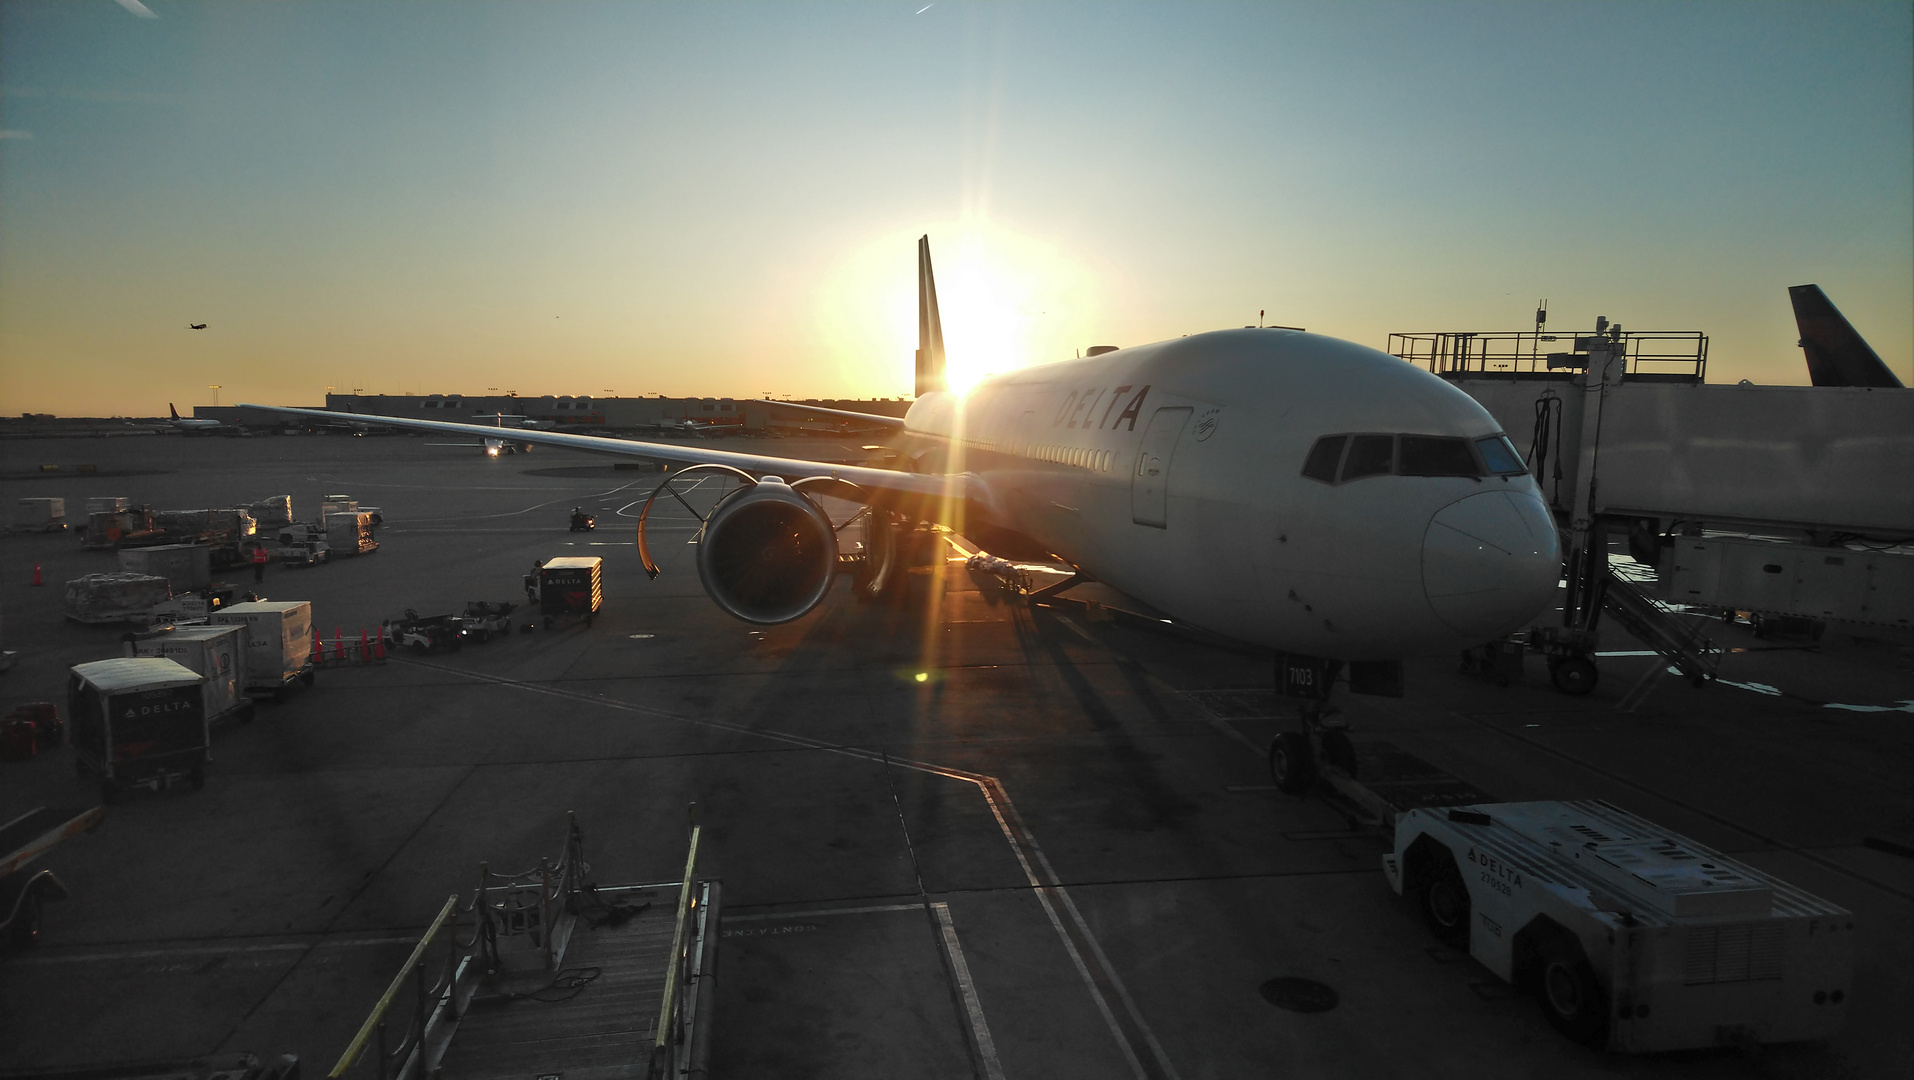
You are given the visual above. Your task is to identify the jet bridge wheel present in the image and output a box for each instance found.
[1548,655,1598,696]
[1268,732,1315,794]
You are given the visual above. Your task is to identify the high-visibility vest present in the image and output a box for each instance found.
[252,546,270,564]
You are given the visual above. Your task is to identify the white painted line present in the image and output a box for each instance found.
[725,903,921,922]
[935,902,1006,1080]
[12,935,420,965]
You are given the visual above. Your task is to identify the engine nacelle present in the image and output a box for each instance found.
[695,479,838,624]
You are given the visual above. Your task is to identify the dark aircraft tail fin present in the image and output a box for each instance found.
[915,235,947,397]
[1789,284,1903,388]
[169,403,181,420]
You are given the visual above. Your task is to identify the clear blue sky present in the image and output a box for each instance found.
[3,1,1909,414]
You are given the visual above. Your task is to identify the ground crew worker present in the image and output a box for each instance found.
[523,560,543,605]
[251,543,270,583]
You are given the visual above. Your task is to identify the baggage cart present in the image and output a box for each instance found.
[211,600,315,700]
[128,624,255,725]
[1384,799,1854,1052]
[539,557,602,629]
[385,610,465,653]
[68,657,210,801]
[12,497,66,532]
[325,511,379,556]
[457,600,516,642]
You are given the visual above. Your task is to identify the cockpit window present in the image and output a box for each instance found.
[1341,435,1395,481]
[1301,435,1346,483]
[1476,435,1527,475]
[1398,436,1480,477]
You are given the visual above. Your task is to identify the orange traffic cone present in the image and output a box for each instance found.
[372,627,387,662]
[334,628,345,666]
[30,564,43,586]
[311,633,325,667]
[358,629,370,663]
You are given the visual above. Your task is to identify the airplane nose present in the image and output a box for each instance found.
[1422,490,1561,638]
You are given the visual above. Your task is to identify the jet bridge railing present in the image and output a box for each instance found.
[1387,330,1707,382]
[648,809,708,1080]
[327,893,472,1080]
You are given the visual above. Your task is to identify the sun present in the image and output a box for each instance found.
[815,220,1101,398]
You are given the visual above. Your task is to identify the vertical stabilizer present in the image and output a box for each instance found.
[916,235,947,397]
[1789,284,1903,388]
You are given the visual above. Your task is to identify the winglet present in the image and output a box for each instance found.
[915,235,947,397]
[1789,284,1903,388]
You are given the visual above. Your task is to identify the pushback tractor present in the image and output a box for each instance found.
[1385,799,1853,1053]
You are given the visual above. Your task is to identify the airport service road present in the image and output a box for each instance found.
[1,434,1910,1079]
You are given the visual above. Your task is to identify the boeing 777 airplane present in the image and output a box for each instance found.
[245,238,1558,673]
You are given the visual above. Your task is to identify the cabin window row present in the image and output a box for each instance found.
[1301,433,1528,484]
[1032,444,1113,472]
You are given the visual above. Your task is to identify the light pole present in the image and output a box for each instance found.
[208,384,222,407]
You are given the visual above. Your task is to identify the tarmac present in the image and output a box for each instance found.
[1,432,1910,1079]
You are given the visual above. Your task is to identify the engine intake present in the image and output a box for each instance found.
[696,480,838,624]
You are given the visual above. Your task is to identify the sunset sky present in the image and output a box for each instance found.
[2,1,1909,415]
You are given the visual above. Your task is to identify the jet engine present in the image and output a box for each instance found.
[694,479,839,624]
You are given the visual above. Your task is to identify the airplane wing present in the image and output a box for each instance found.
[754,399,907,429]
[239,404,979,522]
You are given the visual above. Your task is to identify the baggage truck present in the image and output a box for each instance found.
[68,658,210,801]
[118,543,214,592]
[1384,800,1853,1052]
[325,512,379,556]
[275,523,331,566]
[128,624,255,725]
[211,600,315,700]
[539,557,602,629]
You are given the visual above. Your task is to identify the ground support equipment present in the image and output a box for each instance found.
[1385,800,1853,1052]
[0,805,102,950]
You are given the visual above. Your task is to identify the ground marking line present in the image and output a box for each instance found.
[396,657,1180,1080]
[725,903,922,922]
[1616,659,1669,712]
[935,902,1007,1080]
[12,935,423,965]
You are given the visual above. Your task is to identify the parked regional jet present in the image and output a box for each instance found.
[244,237,1559,663]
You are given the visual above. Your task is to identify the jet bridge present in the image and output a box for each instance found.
[1392,311,1914,690]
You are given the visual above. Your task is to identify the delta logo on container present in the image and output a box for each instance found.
[122,698,193,719]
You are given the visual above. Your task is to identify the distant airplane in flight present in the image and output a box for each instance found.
[187,323,207,330]
[245,237,1557,673]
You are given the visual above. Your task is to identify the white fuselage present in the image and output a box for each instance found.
[903,329,1562,659]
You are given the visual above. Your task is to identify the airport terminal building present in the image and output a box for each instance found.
[193,393,911,432]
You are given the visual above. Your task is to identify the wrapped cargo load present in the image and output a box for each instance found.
[64,573,171,624]
[118,543,213,592]
[211,600,314,696]
[248,495,293,528]
[85,496,130,514]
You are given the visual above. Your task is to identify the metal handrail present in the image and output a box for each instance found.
[1386,329,1708,381]
[650,807,703,1074]
[329,893,460,1080]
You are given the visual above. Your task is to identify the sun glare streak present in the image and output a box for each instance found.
[815,221,1101,398]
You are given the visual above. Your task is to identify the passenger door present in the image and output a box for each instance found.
[1131,407,1191,527]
